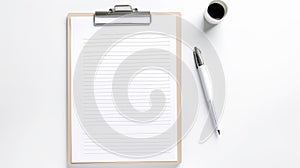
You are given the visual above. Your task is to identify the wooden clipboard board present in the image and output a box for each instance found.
[67,9,182,165]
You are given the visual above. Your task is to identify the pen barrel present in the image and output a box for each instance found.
[197,66,213,102]
[197,65,219,129]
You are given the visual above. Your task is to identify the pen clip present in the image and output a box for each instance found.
[193,47,204,68]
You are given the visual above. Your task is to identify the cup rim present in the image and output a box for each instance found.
[207,0,228,19]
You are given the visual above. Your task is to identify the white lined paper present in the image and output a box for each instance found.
[70,14,179,163]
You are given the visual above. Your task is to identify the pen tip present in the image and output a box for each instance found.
[217,129,220,135]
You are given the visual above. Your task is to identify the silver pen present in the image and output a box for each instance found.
[193,47,220,135]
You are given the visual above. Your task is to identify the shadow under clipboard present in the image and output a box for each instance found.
[69,164,180,168]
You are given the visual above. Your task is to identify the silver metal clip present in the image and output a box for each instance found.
[94,5,151,26]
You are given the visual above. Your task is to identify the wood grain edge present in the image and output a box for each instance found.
[176,12,182,164]
[67,14,72,165]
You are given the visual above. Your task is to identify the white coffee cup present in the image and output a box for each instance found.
[204,0,228,25]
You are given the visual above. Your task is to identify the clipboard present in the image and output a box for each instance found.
[67,5,182,165]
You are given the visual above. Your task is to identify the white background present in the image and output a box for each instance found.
[1,0,300,168]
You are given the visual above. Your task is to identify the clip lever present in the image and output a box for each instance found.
[94,5,151,26]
